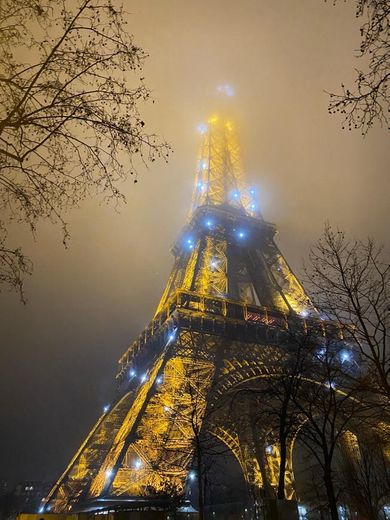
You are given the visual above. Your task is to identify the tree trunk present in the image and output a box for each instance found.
[196,447,204,520]
[277,433,287,499]
[254,435,274,499]
[323,464,339,520]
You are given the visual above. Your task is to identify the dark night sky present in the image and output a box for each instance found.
[0,0,389,486]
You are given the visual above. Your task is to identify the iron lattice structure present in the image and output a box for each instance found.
[45,115,333,513]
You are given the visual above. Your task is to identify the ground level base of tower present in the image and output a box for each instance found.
[17,500,300,520]
[16,514,194,520]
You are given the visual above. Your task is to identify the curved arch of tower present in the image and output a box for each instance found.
[44,115,351,514]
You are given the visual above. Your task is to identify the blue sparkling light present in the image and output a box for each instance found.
[340,350,352,363]
[156,376,163,385]
[197,123,208,134]
[237,230,246,239]
[167,327,178,344]
[129,369,136,377]
[38,507,44,514]
[141,373,148,383]
[134,459,142,469]
[326,380,337,390]
[103,405,110,413]
[199,159,208,171]
[250,188,256,195]
[233,191,240,199]
[189,470,196,481]
[316,347,326,360]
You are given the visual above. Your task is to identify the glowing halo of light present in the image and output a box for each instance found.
[197,123,207,134]
[217,84,234,97]
[340,350,352,363]
[199,159,208,171]
[185,237,195,250]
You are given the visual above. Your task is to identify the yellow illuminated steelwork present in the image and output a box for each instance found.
[155,113,314,316]
[45,112,352,515]
[194,237,228,296]
[109,350,215,496]
[190,116,251,217]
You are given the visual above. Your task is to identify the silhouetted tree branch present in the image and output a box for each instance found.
[305,224,390,402]
[327,0,389,135]
[0,0,169,299]
[228,338,312,502]
[292,341,364,520]
[0,224,32,303]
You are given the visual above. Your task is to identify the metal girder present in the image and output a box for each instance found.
[45,114,330,513]
[189,116,250,216]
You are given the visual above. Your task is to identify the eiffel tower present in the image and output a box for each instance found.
[44,113,318,516]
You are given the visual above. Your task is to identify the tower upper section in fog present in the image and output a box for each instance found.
[155,113,312,316]
[190,115,255,217]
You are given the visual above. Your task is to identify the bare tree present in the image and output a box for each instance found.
[0,0,169,299]
[292,342,363,520]
[327,1,389,135]
[305,224,390,401]
[294,449,330,520]
[157,360,231,520]
[228,337,313,502]
[339,429,390,520]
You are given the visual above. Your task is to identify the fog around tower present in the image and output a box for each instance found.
[0,0,388,485]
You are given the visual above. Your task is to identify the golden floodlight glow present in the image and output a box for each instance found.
[44,112,323,514]
[207,115,219,124]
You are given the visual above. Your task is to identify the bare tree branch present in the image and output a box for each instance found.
[0,0,170,299]
[326,0,389,135]
[305,224,390,400]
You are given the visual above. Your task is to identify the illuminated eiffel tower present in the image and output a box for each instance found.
[44,113,319,516]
